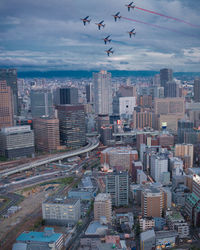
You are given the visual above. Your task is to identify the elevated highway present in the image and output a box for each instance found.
[0,137,99,178]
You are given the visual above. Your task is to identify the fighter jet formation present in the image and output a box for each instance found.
[80,1,200,57]
[80,2,138,57]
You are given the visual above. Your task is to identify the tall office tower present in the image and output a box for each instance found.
[33,117,60,152]
[177,119,194,143]
[0,126,35,159]
[150,154,169,183]
[175,144,194,169]
[54,87,78,105]
[0,81,13,129]
[94,193,112,223]
[57,105,86,149]
[0,69,18,115]
[154,97,185,131]
[194,78,200,102]
[141,186,163,217]
[106,171,129,207]
[164,81,179,97]
[30,89,54,118]
[93,70,112,115]
[153,74,161,86]
[160,68,173,88]
[100,125,113,146]
[86,83,93,103]
[137,95,153,108]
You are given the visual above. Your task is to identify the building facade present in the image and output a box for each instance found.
[0,81,13,129]
[94,193,112,223]
[0,126,34,159]
[57,104,86,149]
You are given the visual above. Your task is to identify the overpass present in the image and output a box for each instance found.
[0,137,99,178]
[113,130,160,137]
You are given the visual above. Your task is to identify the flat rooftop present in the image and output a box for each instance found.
[95,193,111,202]
[44,196,79,205]
[16,228,62,243]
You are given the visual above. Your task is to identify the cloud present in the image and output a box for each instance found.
[0,0,199,71]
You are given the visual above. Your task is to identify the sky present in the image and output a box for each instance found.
[0,0,200,72]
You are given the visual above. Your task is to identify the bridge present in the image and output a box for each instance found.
[0,137,99,178]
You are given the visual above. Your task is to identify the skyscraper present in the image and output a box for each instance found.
[177,119,194,143]
[150,154,169,183]
[0,69,18,115]
[160,68,173,88]
[33,117,60,152]
[164,81,179,97]
[106,171,129,207]
[93,70,112,115]
[57,105,86,149]
[85,83,93,103]
[30,89,54,118]
[0,81,13,129]
[54,87,78,105]
[194,78,200,103]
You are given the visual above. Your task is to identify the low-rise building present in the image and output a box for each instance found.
[155,230,178,249]
[13,227,63,250]
[166,211,189,238]
[139,218,155,232]
[42,197,80,226]
[140,229,156,250]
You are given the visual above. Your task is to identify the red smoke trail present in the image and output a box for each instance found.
[121,16,187,35]
[135,6,200,28]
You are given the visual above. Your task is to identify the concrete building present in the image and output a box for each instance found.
[164,80,180,97]
[106,171,129,207]
[137,170,147,184]
[0,81,13,129]
[100,125,113,146]
[133,109,158,130]
[0,68,19,115]
[30,89,54,118]
[101,147,138,171]
[0,126,34,159]
[33,117,60,152]
[150,154,169,183]
[54,87,78,105]
[94,193,112,223]
[175,144,194,169]
[169,157,184,177]
[167,211,189,238]
[119,96,136,118]
[154,97,185,131]
[86,83,93,103]
[131,161,143,182]
[13,227,63,250]
[57,104,86,149]
[139,218,155,232]
[93,70,112,115]
[140,229,156,250]
[194,78,200,103]
[141,186,163,218]
[42,197,81,226]
[178,119,194,143]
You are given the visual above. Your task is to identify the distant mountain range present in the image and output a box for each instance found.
[17,70,200,79]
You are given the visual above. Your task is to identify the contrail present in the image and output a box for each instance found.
[121,16,188,35]
[134,6,200,28]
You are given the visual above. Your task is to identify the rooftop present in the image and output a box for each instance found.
[102,147,138,155]
[140,229,155,241]
[16,228,62,243]
[155,230,178,239]
[95,193,111,202]
[44,196,79,205]
[167,212,184,221]
[85,221,108,235]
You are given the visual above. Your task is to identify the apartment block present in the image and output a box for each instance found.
[94,193,112,223]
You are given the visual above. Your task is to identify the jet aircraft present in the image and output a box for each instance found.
[81,16,91,25]
[112,12,121,22]
[125,2,135,11]
[128,28,136,38]
[95,20,105,30]
[105,48,114,56]
[103,35,112,44]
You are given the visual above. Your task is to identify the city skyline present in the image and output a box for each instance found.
[0,0,200,71]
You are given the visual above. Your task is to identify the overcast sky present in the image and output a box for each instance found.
[0,0,199,71]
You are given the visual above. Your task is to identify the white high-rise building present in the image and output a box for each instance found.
[93,70,112,115]
[151,154,168,183]
[119,96,136,118]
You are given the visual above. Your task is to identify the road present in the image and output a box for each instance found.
[0,137,99,178]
